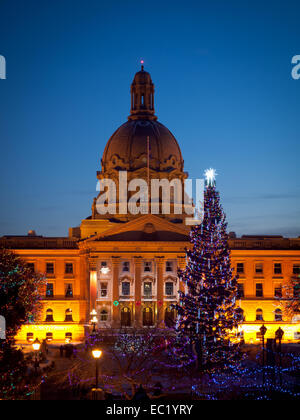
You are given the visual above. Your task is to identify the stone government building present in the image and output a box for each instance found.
[1,66,300,344]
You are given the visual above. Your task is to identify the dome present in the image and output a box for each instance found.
[101,65,184,173]
[101,119,184,172]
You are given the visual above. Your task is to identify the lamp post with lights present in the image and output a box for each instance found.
[92,348,102,390]
[275,327,284,386]
[32,338,41,375]
[90,309,98,333]
[260,324,267,385]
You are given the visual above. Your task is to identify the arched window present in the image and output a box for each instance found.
[100,309,108,322]
[65,308,73,322]
[46,332,53,342]
[275,309,282,321]
[236,308,245,322]
[121,307,131,327]
[45,309,54,322]
[65,332,72,343]
[165,306,176,328]
[256,309,263,321]
[143,307,153,327]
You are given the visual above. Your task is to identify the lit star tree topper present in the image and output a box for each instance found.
[204,168,217,186]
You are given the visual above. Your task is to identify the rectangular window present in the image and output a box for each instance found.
[255,263,264,275]
[274,285,282,298]
[27,263,35,272]
[166,261,173,272]
[65,283,73,298]
[293,264,300,275]
[256,283,263,298]
[237,263,244,274]
[237,283,244,299]
[46,283,54,298]
[294,285,300,298]
[274,263,282,275]
[144,262,152,272]
[143,282,152,296]
[100,282,108,297]
[65,263,74,274]
[122,282,130,296]
[165,282,174,296]
[46,263,54,275]
[122,261,130,272]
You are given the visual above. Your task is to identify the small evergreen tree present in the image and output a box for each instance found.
[175,169,242,371]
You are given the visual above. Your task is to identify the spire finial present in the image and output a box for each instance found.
[140,59,144,71]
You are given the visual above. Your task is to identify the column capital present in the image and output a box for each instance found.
[155,256,165,266]
[134,256,143,266]
[111,256,121,266]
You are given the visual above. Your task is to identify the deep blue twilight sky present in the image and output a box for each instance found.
[0,0,299,238]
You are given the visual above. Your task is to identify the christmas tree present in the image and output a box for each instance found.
[175,169,242,371]
[0,249,45,399]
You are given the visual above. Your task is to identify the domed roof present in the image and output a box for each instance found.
[101,66,184,173]
[101,119,183,172]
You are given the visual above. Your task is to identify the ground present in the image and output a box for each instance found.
[20,342,300,400]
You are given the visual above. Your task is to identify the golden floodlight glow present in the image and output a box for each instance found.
[92,349,102,359]
[90,309,97,316]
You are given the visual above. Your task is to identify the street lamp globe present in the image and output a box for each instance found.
[92,349,102,359]
[32,338,41,352]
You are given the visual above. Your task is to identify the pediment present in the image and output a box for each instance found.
[83,214,189,243]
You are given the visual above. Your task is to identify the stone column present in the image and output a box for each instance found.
[134,257,142,327]
[112,257,120,328]
[155,257,165,327]
[177,256,186,295]
[89,270,97,312]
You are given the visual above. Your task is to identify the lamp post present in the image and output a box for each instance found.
[260,324,267,385]
[92,348,102,390]
[90,309,98,333]
[32,338,41,375]
[275,327,284,386]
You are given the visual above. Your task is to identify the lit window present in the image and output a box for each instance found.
[256,283,263,298]
[255,263,264,275]
[46,283,54,298]
[144,282,152,296]
[274,285,282,298]
[122,281,130,296]
[256,309,263,321]
[237,283,244,298]
[236,308,245,321]
[122,262,130,272]
[46,263,54,275]
[100,310,108,322]
[100,282,108,297]
[293,264,300,275]
[274,263,282,275]
[166,261,173,272]
[65,308,73,322]
[65,332,72,342]
[27,263,35,272]
[27,333,34,343]
[144,262,152,272]
[165,282,174,296]
[65,263,73,274]
[45,309,54,322]
[275,309,282,322]
[237,263,244,274]
[65,284,73,298]
[46,332,53,342]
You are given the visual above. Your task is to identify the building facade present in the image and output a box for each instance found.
[1,66,300,344]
